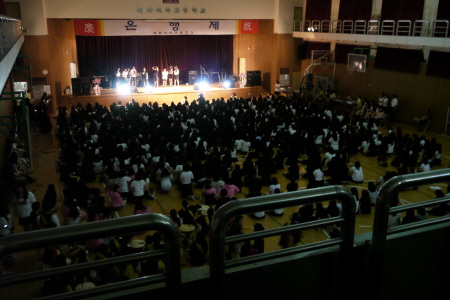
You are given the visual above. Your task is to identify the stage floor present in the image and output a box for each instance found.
[58,83,266,108]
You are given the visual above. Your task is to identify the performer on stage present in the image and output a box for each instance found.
[152,66,159,88]
[122,68,129,87]
[168,66,174,87]
[142,67,148,87]
[116,68,121,88]
[174,66,180,87]
[130,66,137,86]
[162,68,169,87]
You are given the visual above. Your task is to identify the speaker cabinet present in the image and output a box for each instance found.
[71,78,82,96]
[81,77,91,96]
[188,71,198,84]
[246,71,254,86]
[246,70,261,87]
[253,70,261,86]
[298,44,307,60]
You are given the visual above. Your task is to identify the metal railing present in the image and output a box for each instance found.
[370,169,450,299]
[294,19,448,37]
[381,20,396,35]
[331,20,341,33]
[354,20,367,34]
[210,186,356,293]
[432,20,449,37]
[303,20,311,32]
[343,20,354,33]
[372,168,450,251]
[311,20,321,32]
[413,20,430,36]
[0,15,22,59]
[396,20,412,36]
[367,20,379,35]
[321,20,331,33]
[0,214,181,299]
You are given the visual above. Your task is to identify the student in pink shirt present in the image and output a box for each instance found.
[219,177,240,199]
[109,184,126,211]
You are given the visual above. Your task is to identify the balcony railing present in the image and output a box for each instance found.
[294,19,449,37]
[0,15,22,60]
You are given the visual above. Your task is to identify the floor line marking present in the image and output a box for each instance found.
[321,228,331,239]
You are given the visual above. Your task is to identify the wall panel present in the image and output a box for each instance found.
[332,61,450,132]
[234,20,302,93]
[19,19,78,110]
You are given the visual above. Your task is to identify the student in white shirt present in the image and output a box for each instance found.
[350,161,364,183]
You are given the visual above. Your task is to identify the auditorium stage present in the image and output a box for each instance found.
[58,83,266,108]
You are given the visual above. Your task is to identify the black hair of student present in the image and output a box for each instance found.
[254,223,264,231]
[368,181,376,192]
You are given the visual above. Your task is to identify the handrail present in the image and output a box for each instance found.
[312,20,321,32]
[381,20,396,35]
[370,169,450,299]
[343,20,354,34]
[354,20,366,34]
[304,20,311,32]
[321,20,331,33]
[210,186,355,293]
[367,20,379,35]
[292,18,449,38]
[331,20,341,33]
[413,20,430,37]
[432,20,449,37]
[0,214,181,299]
[372,169,450,247]
[396,20,411,36]
[0,15,22,59]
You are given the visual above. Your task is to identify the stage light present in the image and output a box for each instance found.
[144,86,153,93]
[223,80,231,89]
[198,81,209,90]
[118,84,130,95]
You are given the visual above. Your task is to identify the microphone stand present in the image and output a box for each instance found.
[200,65,211,82]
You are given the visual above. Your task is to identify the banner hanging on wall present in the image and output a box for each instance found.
[74,19,259,36]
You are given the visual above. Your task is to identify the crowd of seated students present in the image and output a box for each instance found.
[1,91,448,293]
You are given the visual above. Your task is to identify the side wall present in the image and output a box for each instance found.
[335,60,450,133]
[234,20,302,93]
[19,19,78,109]
[300,58,450,133]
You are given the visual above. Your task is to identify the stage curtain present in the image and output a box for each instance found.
[75,35,233,83]
[305,0,332,21]
[374,47,423,74]
[426,51,450,78]
[437,0,450,20]
[380,0,425,22]
[0,0,5,15]
[305,42,331,59]
[338,0,372,21]
[335,44,370,64]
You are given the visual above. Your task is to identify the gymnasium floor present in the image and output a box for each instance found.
[1,104,449,299]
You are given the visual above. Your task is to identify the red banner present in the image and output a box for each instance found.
[238,20,259,34]
[74,19,102,36]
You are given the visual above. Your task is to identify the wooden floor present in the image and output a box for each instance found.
[1,103,449,299]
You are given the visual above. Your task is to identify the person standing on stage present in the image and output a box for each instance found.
[130,66,137,86]
[122,68,129,87]
[168,66,174,87]
[142,67,148,87]
[152,66,159,88]
[162,68,169,87]
[116,68,121,88]
[174,66,180,87]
